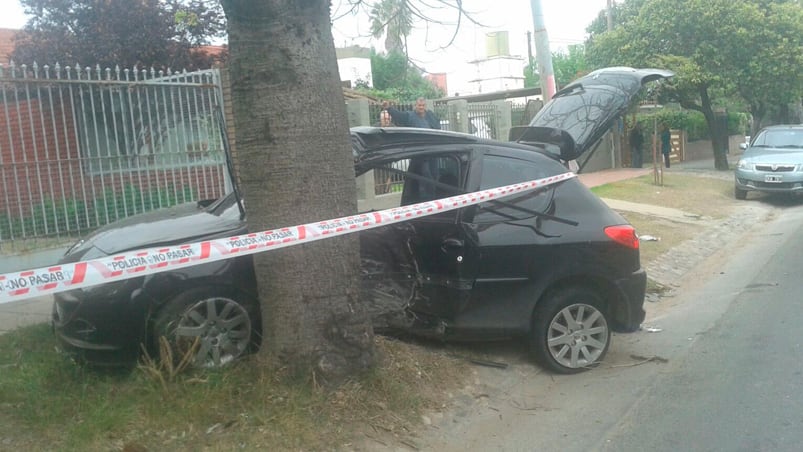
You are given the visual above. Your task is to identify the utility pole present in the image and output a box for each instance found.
[607,0,614,31]
[530,0,555,101]
[607,0,621,168]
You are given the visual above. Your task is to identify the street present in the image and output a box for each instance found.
[410,199,803,452]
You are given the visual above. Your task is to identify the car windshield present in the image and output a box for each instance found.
[752,129,803,149]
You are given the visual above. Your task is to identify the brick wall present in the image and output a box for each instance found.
[1,98,225,222]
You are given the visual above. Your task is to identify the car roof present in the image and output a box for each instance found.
[351,126,483,151]
[758,124,803,131]
[350,126,554,155]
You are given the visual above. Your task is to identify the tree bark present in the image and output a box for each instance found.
[681,86,730,171]
[220,0,374,385]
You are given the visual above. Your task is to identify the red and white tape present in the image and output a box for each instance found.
[0,172,575,304]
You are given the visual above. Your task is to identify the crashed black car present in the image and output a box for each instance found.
[52,67,672,373]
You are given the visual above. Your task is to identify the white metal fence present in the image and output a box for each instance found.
[0,63,229,247]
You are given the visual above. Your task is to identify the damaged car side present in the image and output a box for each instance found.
[52,67,672,374]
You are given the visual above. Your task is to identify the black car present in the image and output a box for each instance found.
[53,67,673,374]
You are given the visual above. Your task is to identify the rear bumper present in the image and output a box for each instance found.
[613,268,647,332]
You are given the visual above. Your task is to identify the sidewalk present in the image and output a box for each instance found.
[0,295,52,335]
[577,167,653,188]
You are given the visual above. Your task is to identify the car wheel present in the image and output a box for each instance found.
[734,187,747,200]
[530,288,611,374]
[152,288,256,369]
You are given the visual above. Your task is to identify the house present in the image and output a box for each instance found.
[0,28,20,64]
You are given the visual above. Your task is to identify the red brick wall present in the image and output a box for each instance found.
[0,97,81,214]
[0,98,225,223]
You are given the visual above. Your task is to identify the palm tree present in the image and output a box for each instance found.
[369,0,413,55]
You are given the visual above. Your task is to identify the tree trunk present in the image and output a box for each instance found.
[698,87,730,171]
[220,0,374,385]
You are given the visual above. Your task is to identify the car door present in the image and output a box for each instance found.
[357,149,480,321]
[453,147,568,330]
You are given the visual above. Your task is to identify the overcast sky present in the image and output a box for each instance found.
[1,0,609,94]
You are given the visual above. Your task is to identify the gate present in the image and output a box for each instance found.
[0,63,229,247]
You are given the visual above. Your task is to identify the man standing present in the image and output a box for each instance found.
[381,97,441,129]
[661,125,672,168]
[629,123,644,168]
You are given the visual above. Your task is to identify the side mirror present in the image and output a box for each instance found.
[739,143,748,151]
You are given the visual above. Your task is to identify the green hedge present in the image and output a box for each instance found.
[634,110,749,141]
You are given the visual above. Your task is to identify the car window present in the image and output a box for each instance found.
[401,155,462,205]
[474,154,552,223]
[356,154,464,217]
[752,129,803,148]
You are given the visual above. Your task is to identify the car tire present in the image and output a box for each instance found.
[152,288,258,369]
[734,187,747,200]
[530,287,611,374]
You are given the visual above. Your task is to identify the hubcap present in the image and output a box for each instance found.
[173,297,252,368]
[546,303,608,369]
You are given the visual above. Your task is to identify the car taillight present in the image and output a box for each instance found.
[604,225,639,249]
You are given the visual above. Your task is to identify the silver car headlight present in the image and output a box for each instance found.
[736,159,752,170]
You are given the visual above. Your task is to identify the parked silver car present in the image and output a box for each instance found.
[734,125,803,199]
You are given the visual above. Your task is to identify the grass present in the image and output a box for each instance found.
[0,325,469,450]
[592,172,737,294]
[591,173,736,219]
[622,212,700,265]
[0,171,736,450]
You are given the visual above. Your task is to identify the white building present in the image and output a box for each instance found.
[335,46,373,88]
[466,31,525,94]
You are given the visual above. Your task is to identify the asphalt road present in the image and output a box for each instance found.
[412,199,803,452]
[597,201,803,451]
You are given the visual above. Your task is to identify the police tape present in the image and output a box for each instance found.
[0,172,576,304]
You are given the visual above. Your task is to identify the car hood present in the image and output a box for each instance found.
[742,148,803,164]
[529,67,675,157]
[65,193,245,258]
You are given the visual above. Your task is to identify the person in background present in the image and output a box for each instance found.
[661,125,672,168]
[381,97,441,129]
[629,123,644,168]
[379,109,393,127]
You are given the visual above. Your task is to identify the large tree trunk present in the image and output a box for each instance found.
[220,0,374,385]
[698,87,730,171]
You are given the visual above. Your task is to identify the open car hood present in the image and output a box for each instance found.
[517,67,675,161]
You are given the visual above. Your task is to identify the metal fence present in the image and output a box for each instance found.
[367,101,508,137]
[0,63,228,247]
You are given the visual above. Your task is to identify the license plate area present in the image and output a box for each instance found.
[765,175,783,183]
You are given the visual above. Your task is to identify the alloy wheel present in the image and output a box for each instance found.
[173,297,252,368]
[546,303,609,370]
